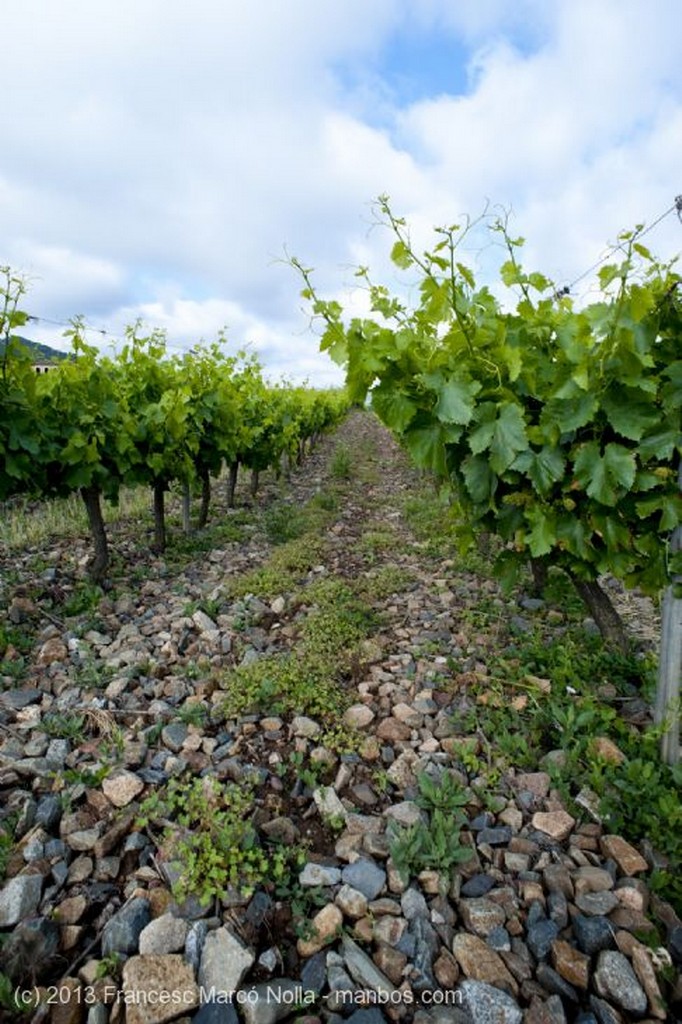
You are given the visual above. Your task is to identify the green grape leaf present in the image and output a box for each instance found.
[372,385,418,433]
[526,507,557,557]
[574,442,637,506]
[543,392,598,433]
[433,377,480,425]
[489,402,528,474]
[601,390,660,441]
[391,240,414,269]
[512,445,566,495]
[462,454,496,504]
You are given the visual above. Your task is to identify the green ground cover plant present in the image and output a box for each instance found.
[138,776,304,903]
[387,771,473,880]
[456,619,682,912]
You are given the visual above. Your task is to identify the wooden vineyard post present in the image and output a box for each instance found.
[655,462,681,765]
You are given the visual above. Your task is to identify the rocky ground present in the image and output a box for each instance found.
[0,411,680,1024]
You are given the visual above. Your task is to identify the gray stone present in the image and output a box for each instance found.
[193,1003,240,1024]
[593,950,647,1015]
[458,980,523,1024]
[102,769,145,808]
[86,1004,110,1024]
[669,923,682,965]
[36,794,62,831]
[575,891,619,916]
[260,817,299,845]
[313,786,348,823]
[460,874,495,898]
[335,884,368,918]
[244,891,273,931]
[346,1010,387,1024]
[241,979,318,1024]
[193,609,218,633]
[326,953,357,1012]
[572,915,615,955]
[547,890,568,929]
[476,827,512,847]
[185,919,209,974]
[138,912,188,954]
[290,716,321,739]
[412,918,439,993]
[341,859,386,901]
[300,950,326,995]
[66,828,102,852]
[383,800,424,826]
[486,926,511,952]
[101,897,151,956]
[299,862,342,887]
[341,934,397,997]
[526,919,559,960]
[121,954,199,1019]
[161,722,188,752]
[258,948,278,973]
[589,996,626,1024]
[199,926,254,994]
[535,964,579,1004]
[0,688,42,709]
[0,874,43,926]
[401,887,429,921]
[2,916,59,979]
[459,899,506,937]
[45,739,70,767]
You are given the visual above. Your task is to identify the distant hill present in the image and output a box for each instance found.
[0,335,67,363]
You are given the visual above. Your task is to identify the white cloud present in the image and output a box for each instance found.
[1,0,680,381]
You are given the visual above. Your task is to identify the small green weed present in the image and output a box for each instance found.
[388,771,473,878]
[57,763,111,788]
[0,971,35,1016]
[0,658,27,683]
[308,488,339,513]
[137,776,303,902]
[263,503,307,544]
[276,750,326,790]
[62,583,103,618]
[359,529,395,555]
[41,713,86,741]
[94,952,123,980]
[230,537,325,599]
[330,445,353,480]
[321,724,361,756]
[219,652,348,722]
[0,815,18,881]
[274,877,329,941]
[176,703,209,727]
[0,624,34,657]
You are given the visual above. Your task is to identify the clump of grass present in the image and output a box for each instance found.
[330,444,353,480]
[359,528,396,555]
[0,487,151,551]
[263,502,308,545]
[62,582,103,618]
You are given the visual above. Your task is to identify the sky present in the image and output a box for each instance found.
[2,0,681,385]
